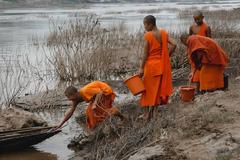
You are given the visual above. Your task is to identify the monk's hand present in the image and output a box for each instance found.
[188,72,193,80]
[196,63,202,70]
[138,68,144,78]
[92,104,98,116]
[53,123,62,131]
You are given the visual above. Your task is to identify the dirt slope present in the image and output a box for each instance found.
[71,78,240,160]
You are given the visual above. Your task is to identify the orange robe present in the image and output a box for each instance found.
[79,81,118,129]
[191,22,209,82]
[140,29,173,107]
[197,22,208,37]
[187,35,229,91]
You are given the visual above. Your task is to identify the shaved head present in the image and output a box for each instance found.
[144,15,156,26]
[193,11,204,17]
[193,11,204,25]
[65,86,78,97]
[180,33,190,46]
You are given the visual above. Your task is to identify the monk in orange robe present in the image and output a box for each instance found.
[189,11,211,86]
[189,11,211,38]
[55,81,125,131]
[139,15,177,121]
[180,34,229,92]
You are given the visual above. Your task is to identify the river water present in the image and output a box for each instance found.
[0,1,240,160]
[1,1,240,48]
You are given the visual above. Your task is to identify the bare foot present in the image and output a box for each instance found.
[137,113,149,121]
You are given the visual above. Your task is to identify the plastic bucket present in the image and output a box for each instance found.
[179,86,196,102]
[124,75,146,96]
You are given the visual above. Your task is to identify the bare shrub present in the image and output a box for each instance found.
[0,46,56,109]
[0,53,30,107]
[70,103,186,160]
[46,16,143,82]
[46,16,192,82]
[45,10,240,83]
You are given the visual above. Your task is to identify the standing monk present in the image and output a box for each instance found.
[139,15,177,121]
[55,81,125,131]
[180,34,229,92]
[189,11,211,87]
[189,11,211,37]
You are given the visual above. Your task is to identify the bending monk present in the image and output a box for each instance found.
[139,15,177,121]
[180,34,229,92]
[55,81,125,131]
[189,11,211,86]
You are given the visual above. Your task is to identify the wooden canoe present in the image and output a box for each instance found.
[0,126,61,151]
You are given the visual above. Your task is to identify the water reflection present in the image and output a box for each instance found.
[0,108,83,160]
[0,147,57,160]
[33,108,83,160]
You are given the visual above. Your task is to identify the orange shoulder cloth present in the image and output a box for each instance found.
[198,22,208,36]
[159,29,173,97]
[187,35,229,67]
[80,81,114,101]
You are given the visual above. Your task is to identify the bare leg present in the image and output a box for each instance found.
[139,107,154,122]
[196,82,200,93]
[137,108,147,120]
[144,108,149,120]
[191,82,200,93]
[147,107,155,121]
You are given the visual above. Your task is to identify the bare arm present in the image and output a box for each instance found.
[191,50,205,69]
[168,37,177,56]
[92,92,103,109]
[206,26,211,38]
[189,26,194,35]
[141,40,149,69]
[139,39,149,77]
[56,102,77,129]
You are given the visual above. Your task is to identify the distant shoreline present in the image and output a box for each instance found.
[1,1,240,11]
[0,3,88,10]
[0,1,145,10]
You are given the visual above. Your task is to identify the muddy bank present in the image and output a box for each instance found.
[7,78,240,159]
[68,78,240,160]
[0,107,47,132]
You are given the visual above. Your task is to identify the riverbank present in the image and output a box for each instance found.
[1,77,240,160]
[1,2,240,159]
[69,77,240,160]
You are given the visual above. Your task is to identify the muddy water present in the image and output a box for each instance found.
[1,0,240,49]
[0,1,240,159]
[0,148,58,160]
[0,107,82,160]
